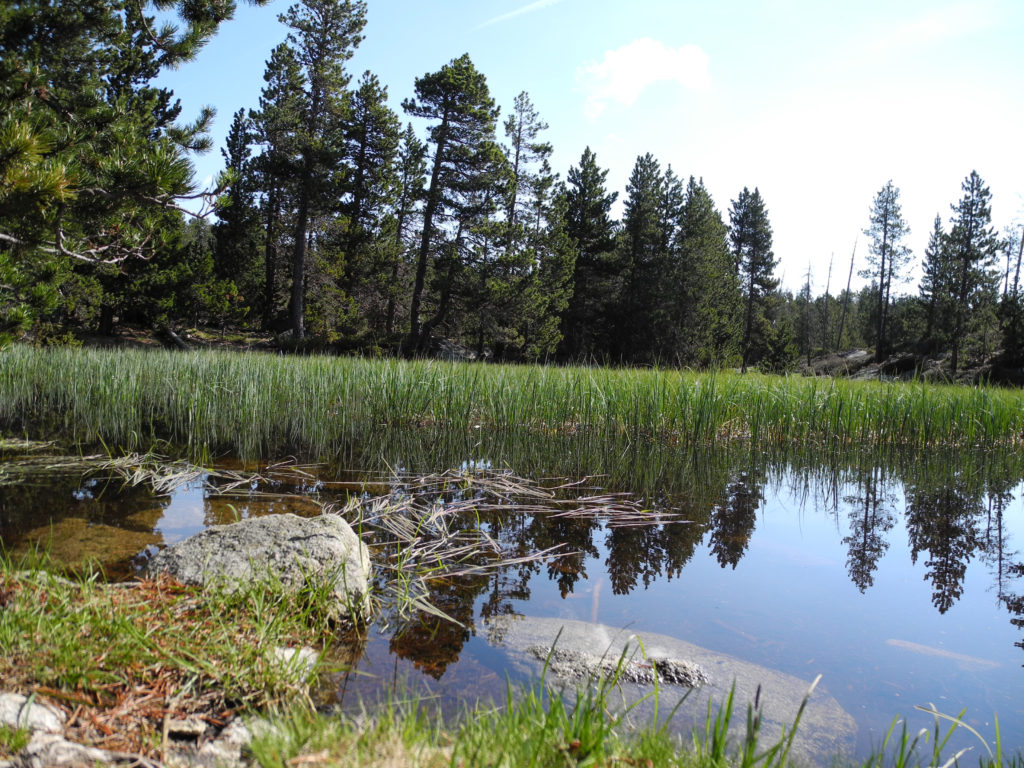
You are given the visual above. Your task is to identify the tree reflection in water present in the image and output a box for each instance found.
[843,464,896,592]
[708,471,764,569]
[905,480,983,614]
[4,439,1024,674]
[346,440,1024,671]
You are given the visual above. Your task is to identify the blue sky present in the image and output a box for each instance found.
[157,0,1024,293]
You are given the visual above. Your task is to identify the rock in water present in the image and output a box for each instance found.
[145,513,370,622]
[489,616,857,766]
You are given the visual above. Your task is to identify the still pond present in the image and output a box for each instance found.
[2,436,1022,761]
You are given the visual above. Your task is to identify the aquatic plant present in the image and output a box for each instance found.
[2,347,1023,462]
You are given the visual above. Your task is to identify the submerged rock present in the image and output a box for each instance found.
[527,646,709,688]
[145,513,371,622]
[489,616,857,766]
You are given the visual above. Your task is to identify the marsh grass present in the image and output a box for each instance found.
[3,346,1023,461]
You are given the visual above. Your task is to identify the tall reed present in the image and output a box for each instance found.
[2,346,1022,461]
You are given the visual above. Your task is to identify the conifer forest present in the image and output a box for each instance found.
[2,0,1022,380]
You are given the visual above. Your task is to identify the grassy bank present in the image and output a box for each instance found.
[2,346,1023,459]
[0,557,342,759]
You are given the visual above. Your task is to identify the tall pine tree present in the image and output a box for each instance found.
[919,214,954,354]
[861,181,911,362]
[383,125,427,339]
[336,71,401,340]
[616,153,667,362]
[213,109,264,317]
[676,177,741,366]
[402,54,502,354]
[947,171,999,376]
[729,187,777,372]
[278,0,366,340]
[251,42,305,329]
[557,147,619,361]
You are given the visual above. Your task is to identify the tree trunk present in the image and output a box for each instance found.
[418,254,457,353]
[262,186,279,331]
[98,303,115,336]
[290,182,310,341]
[741,277,755,374]
[874,223,888,363]
[951,219,977,378]
[406,117,449,354]
[837,239,856,351]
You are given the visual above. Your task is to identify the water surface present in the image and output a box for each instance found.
[2,438,1022,760]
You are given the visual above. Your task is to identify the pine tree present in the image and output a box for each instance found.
[384,125,428,339]
[402,54,502,354]
[795,264,815,366]
[472,91,572,360]
[919,214,954,354]
[616,154,667,361]
[997,226,1024,367]
[557,148,619,361]
[729,187,777,372]
[947,171,1000,376]
[213,109,264,318]
[333,71,402,342]
[0,0,268,341]
[675,177,741,366]
[502,92,552,230]
[251,42,305,330]
[277,0,367,340]
[860,181,911,362]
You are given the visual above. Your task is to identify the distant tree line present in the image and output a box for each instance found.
[2,0,1022,376]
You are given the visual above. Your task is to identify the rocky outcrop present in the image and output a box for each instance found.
[145,513,371,622]
[807,349,874,377]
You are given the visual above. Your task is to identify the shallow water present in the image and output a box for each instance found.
[2,443,1023,760]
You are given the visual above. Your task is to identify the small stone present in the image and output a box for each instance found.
[0,694,65,734]
[20,732,116,768]
[166,715,207,738]
[273,646,320,681]
[650,657,710,688]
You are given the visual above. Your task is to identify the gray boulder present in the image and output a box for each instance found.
[146,514,371,622]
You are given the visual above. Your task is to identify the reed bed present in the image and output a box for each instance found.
[2,346,1023,460]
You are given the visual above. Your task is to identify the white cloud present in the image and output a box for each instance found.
[478,0,563,29]
[577,38,711,120]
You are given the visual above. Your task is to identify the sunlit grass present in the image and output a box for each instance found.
[246,673,1024,768]
[2,346,1022,460]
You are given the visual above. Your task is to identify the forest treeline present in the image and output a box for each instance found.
[2,0,1022,376]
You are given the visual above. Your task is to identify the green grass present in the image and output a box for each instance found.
[0,552,342,756]
[2,346,1023,460]
[245,672,1024,768]
[0,724,31,759]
